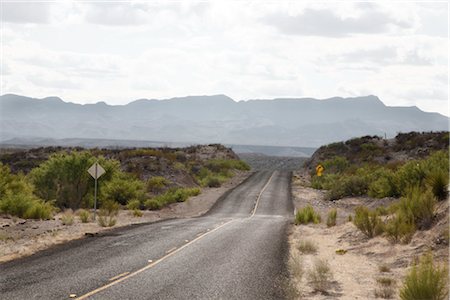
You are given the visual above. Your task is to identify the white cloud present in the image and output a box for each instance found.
[2,2,52,24]
[1,1,448,116]
[262,5,414,37]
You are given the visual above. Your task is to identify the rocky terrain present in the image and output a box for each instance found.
[304,131,449,172]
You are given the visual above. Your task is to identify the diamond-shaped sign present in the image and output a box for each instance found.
[88,162,105,179]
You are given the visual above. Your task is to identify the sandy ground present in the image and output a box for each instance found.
[0,171,251,263]
[289,171,449,300]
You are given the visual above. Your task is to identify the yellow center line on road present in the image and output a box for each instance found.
[166,247,177,254]
[249,171,275,218]
[76,219,235,300]
[108,272,130,281]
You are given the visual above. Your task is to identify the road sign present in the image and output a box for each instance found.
[88,162,105,179]
[88,162,105,220]
[316,164,324,177]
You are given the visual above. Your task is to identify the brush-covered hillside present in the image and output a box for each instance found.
[0,144,250,219]
[302,130,449,258]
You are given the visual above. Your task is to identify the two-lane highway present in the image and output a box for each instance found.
[0,171,293,299]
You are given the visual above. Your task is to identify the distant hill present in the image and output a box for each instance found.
[304,131,449,172]
[1,94,448,147]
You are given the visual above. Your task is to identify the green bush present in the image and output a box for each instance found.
[295,205,321,225]
[204,175,222,187]
[310,174,340,190]
[427,170,449,201]
[326,175,369,200]
[368,168,398,198]
[126,199,141,210]
[394,161,426,196]
[98,199,119,227]
[326,208,337,227]
[29,151,120,209]
[400,253,448,300]
[322,156,349,174]
[144,187,200,210]
[24,200,54,220]
[145,199,162,210]
[353,206,384,238]
[77,209,90,223]
[0,163,54,219]
[193,159,249,187]
[147,176,171,193]
[101,175,145,205]
[398,186,436,229]
[384,211,416,244]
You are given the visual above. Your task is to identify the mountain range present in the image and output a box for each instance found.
[0,94,448,148]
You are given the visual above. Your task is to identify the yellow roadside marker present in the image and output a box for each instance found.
[69,294,77,298]
[316,164,324,177]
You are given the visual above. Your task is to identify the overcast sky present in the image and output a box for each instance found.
[1,1,448,115]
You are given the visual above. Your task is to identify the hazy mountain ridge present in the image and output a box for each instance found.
[1,94,448,147]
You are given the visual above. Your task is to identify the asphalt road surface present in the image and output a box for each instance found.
[0,170,294,299]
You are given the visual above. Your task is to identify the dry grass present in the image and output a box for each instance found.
[375,277,396,299]
[297,239,318,254]
[307,258,333,294]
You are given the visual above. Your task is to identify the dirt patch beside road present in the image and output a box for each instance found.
[289,171,448,299]
[0,171,251,263]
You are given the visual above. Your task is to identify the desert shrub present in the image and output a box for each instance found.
[384,211,416,243]
[322,156,349,174]
[400,253,448,300]
[132,209,143,217]
[0,193,35,218]
[326,208,337,227]
[369,169,398,198]
[204,175,222,187]
[98,199,119,227]
[379,265,391,273]
[145,199,162,210]
[147,176,171,193]
[297,240,318,254]
[61,211,74,225]
[24,200,54,220]
[398,186,436,229]
[101,175,145,205]
[126,199,141,210]
[205,159,250,172]
[308,258,333,293]
[0,163,54,219]
[375,206,389,216]
[144,187,200,210]
[353,206,384,238]
[29,151,120,209]
[193,159,249,187]
[427,170,449,201]
[289,252,304,282]
[375,277,396,299]
[311,173,340,190]
[295,205,321,225]
[77,209,90,223]
[326,175,368,200]
[394,161,426,195]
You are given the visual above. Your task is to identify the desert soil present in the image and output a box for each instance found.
[0,171,251,263]
[289,171,449,300]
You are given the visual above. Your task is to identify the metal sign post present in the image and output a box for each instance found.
[88,162,106,220]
